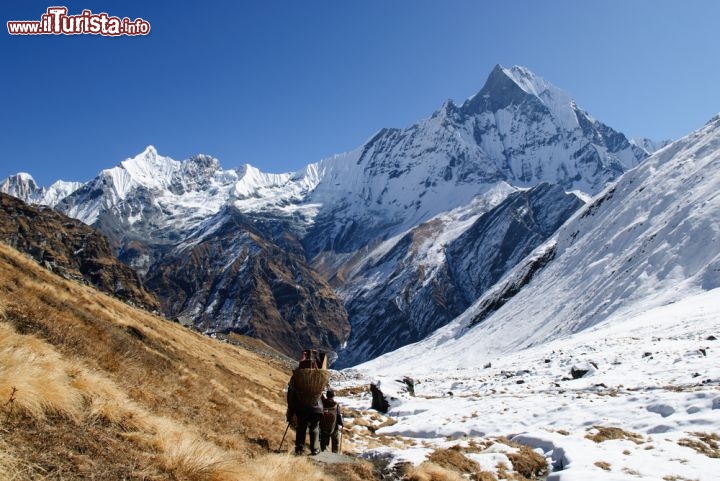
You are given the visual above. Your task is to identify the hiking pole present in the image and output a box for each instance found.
[278,422,290,452]
[339,428,343,454]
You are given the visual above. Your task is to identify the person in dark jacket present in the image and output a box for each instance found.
[286,375,323,455]
[319,389,344,453]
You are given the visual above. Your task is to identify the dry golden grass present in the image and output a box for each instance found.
[427,446,482,474]
[234,454,335,481]
[594,461,611,471]
[403,461,465,481]
[0,242,336,480]
[0,437,46,481]
[404,445,500,481]
[677,432,720,458]
[495,437,549,479]
[322,458,378,481]
[585,425,644,444]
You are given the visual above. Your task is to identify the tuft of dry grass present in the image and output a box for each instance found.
[585,425,644,444]
[403,461,466,481]
[594,461,611,471]
[427,446,482,475]
[321,458,379,481]
[506,446,548,479]
[409,446,499,481]
[0,438,47,481]
[0,324,85,423]
[472,472,498,481]
[234,454,336,481]
[496,437,549,479]
[677,432,720,458]
[623,467,642,476]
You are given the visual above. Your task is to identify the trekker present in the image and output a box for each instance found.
[286,361,324,455]
[319,389,344,453]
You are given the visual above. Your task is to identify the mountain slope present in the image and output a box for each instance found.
[144,205,350,357]
[0,240,328,480]
[360,114,720,371]
[0,193,159,311]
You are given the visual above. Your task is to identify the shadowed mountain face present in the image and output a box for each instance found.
[144,206,350,358]
[0,193,159,311]
[335,183,584,367]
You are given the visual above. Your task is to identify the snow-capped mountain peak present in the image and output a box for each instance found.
[463,64,574,120]
[0,172,41,201]
[0,172,81,207]
[120,145,171,181]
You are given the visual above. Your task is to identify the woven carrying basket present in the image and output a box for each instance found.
[292,368,330,406]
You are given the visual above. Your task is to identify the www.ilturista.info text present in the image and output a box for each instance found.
[7,7,150,36]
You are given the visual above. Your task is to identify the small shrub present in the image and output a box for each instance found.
[495,437,548,479]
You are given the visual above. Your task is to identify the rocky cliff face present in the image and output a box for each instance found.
[0,193,159,311]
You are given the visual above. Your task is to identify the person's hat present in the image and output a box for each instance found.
[326,389,335,398]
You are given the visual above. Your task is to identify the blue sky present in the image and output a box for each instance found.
[2,1,719,186]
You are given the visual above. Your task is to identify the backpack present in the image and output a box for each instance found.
[320,401,337,434]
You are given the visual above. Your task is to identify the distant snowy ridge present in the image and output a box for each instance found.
[631,137,673,155]
[0,173,81,207]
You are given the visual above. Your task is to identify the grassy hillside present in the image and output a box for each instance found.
[0,241,362,480]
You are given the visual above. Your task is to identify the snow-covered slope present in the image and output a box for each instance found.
[339,288,720,481]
